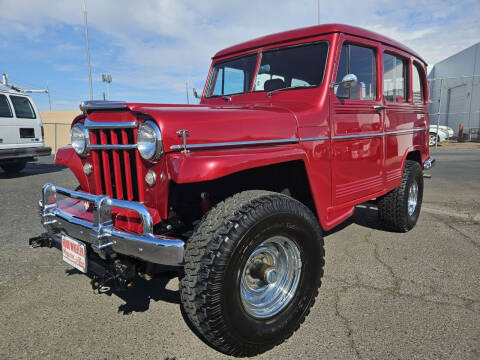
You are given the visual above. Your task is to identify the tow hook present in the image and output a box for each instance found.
[91,260,135,293]
[91,273,134,293]
[29,234,54,248]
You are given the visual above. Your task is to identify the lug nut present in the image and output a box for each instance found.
[264,267,278,284]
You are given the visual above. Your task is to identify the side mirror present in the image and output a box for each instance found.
[192,88,201,99]
[340,74,358,89]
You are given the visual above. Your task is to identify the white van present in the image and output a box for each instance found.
[0,89,51,173]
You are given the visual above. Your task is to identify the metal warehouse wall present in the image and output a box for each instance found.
[428,42,480,138]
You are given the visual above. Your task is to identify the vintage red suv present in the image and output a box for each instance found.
[31,24,435,356]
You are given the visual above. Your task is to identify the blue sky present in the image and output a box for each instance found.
[1,0,479,111]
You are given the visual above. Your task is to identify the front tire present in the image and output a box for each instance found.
[378,160,424,232]
[0,160,27,174]
[180,190,324,356]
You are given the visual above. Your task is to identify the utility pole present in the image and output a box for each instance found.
[101,74,112,100]
[186,81,190,104]
[83,0,93,100]
[317,0,321,24]
[46,81,52,111]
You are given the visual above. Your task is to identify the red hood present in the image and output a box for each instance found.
[130,104,298,153]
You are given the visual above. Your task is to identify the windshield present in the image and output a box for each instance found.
[207,54,258,97]
[254,42,328,92]
[206,41,329,98]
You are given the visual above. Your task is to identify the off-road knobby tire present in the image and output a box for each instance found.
[378,160,424,232]
[0,160,26,174]
[180,190,324,356]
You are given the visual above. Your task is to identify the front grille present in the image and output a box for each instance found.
[88,128,143,201]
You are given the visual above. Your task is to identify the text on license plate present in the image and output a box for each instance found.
[62,235,87,273]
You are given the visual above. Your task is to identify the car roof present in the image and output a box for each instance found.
[213,23,426,64]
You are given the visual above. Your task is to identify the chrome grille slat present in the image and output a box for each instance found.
[88,127,139,202]
[87,144,137,150]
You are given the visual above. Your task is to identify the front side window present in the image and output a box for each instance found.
[253,42,328,92]
[10,95,36,119]
[207,54,258,97]
[383,53,408,103]
[335,44,377,100]
[412,63,424,104]
[0,94,13,117]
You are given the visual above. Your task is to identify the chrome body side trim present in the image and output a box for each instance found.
[87,144,137,150]
[170,138,298,151]
[333,127,428,140]
[333,133,384,140]
[299,137,329,142]
[84,118,137,129]
[423,156,436,170]
[80,100,128,113]
[40,183,184,266]
[384,128,428,135]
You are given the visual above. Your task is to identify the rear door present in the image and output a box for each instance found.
[0,94,18,149]
[9,94,43,146]
[330,36,384,205]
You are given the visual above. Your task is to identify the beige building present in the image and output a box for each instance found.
[40,111,80,153]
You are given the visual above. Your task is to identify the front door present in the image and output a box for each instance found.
[331,38,384,205]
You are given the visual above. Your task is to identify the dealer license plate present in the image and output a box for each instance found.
[62,235,87,273]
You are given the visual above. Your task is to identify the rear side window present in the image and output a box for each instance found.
[383,53,408,103]
[10,95,36,119]
[412,63,425,104]
[335,44,377,100]
[0,94,13,117]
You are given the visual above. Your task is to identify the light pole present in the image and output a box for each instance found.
[83,0,93,100]
[102,74,112,100]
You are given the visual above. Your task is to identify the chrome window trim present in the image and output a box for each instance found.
[84,118,137,129]
[170,138,298,151]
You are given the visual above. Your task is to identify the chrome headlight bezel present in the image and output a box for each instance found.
[71,123,90,156]
[137,120,163,161]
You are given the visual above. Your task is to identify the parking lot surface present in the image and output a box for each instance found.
[0,147,479,359]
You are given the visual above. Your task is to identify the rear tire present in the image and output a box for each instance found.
[0,160,27,174]
[378,160,424,232]
[180,190,324,356]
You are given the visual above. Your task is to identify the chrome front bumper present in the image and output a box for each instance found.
[40,183,184,266]
[423,156,436,170]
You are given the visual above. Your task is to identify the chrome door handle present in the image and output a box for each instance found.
[373,105,387,112]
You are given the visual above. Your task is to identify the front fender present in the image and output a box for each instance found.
[54,146,91,191]
[166,146,308,184]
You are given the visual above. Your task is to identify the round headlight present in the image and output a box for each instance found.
[71,123,89,156]
[137,121,163,161]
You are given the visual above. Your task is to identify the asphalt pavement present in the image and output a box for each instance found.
[0,147,479,359]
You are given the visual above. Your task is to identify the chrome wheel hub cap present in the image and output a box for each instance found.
[408,180,418,216]
[240,236,302,319]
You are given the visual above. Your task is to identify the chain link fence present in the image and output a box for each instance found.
[428,75,480,144]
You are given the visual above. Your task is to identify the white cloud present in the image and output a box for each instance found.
[1,0,479,96]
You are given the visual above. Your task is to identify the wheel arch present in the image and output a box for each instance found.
[167,151,318,223]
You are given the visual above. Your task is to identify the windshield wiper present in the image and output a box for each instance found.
[266,85,316,98]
